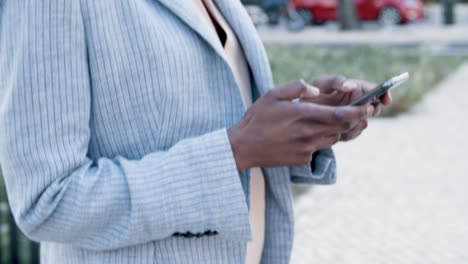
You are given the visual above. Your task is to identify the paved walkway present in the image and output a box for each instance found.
[259,25,468,46]
[291,63,468,263]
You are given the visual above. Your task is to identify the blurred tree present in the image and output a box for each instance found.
[1,167,15,264]
[338,0,360,30]
[442,0,456,24]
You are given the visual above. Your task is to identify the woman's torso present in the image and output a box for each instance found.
[18,0,294,263]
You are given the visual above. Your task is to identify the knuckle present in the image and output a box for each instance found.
[362,120,368,129]
[360,106,368,118]
[353,131,362,139]
[331,75,346,86]
[267,89,278,99]
[292,79,303,86]
[293,106,310,122]
[299,125,310,138]
[312,76,326,87]
[292,126,304,140]
[340,134,351,142]
[326,134,340,144]
[293,125,310,141]
[333,108,346,122]
[295,80,307,92]
[363,81,376,91]
[359,81,366,93]
[341,122,353,131]
[294,105,307,116]
[265,89,275,99]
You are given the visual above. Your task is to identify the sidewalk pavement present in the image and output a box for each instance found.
[258,5,468,47]
[291,62,468,263]
[259,25,468,46]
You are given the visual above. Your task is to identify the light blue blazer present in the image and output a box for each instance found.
[0,0,336,263]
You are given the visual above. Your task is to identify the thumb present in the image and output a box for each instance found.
[271,79,320,101]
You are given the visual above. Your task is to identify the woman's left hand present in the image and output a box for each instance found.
[300,75,392,141]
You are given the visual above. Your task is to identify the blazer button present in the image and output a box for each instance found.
[172,230,218,238]
[205,230,218,236]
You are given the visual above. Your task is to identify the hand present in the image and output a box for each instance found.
[303,75,392,141]
[227,80,371,170]
[309,75,392,112]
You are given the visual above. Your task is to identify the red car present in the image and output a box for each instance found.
[293,0,425,25]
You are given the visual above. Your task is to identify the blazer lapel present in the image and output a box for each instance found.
[157,0,274,99]
[156,0,227,61]
[214,0,275,97]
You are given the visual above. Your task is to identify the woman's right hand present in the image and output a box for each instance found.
[227,80,371,170]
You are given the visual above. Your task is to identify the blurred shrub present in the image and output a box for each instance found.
[267,45,466,116]
[1,168,39,264]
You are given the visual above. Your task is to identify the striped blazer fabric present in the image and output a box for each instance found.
[0,0,337,263]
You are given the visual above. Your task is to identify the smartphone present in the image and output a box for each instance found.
[349,72,409,106]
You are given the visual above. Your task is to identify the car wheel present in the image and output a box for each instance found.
[266,8,281,25]
[379,7,401,26]
[287,12,306,31]
[296,8,314,25]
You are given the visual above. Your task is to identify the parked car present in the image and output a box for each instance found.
[242,0,305,28]
[260,0,289,25]
[292,0,425,25]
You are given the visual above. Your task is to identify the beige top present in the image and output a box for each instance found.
[193,1,266,263]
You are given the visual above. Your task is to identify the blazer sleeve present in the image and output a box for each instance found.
[0,1,250,250]
[289,148,337,185]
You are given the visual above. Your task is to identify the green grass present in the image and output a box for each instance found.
[266,45,466,116]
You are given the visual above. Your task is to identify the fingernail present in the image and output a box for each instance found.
[308,85,320,96]
[300,79,320,96]
[343,81,357,91]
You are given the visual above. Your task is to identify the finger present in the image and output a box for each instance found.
[343,79,376,94]
[340,79,370,104]
[311,75,346,94]
[313,134,341,150]
[299,133,341,152]
[367,104,375,117]
[296,122,353,141]
[298,80,321,100]
[358,79,377,93]
[341,80,359,92]
[340,119,368,141]
[380,91,392,105]
[294,103,370,125]
[356,80,393,106]
[271,80,320,101]
[373,104,383,117]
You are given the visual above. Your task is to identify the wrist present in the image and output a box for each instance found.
[227,126,250,170]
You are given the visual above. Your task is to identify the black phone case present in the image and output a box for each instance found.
[349,80,394,106]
